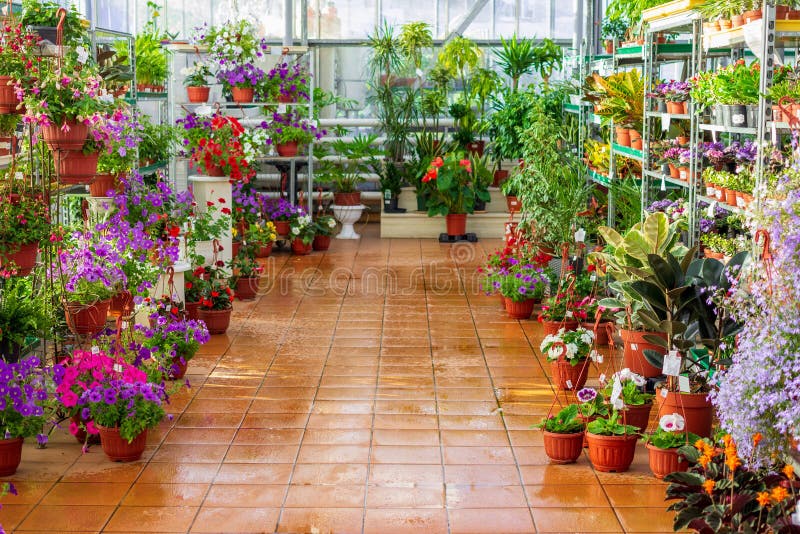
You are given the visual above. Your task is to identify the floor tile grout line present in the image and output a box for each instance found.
[272,243,357,533]
[453,240,541,534]
[360,238,391,534]
[422,242,452,534]
[177,251,299,534]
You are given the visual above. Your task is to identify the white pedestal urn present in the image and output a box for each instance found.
[188,175,232,265]
[137,260,192,326]
[332,204,366,240]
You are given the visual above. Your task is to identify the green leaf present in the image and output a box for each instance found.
[664,471,705,486]
[643,212,669,252]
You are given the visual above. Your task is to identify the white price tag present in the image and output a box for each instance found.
[566,379,573,390]
[599,373,606,384]
[566,311,574,318]
[631,343,638,351]
[91,346,100,354]
[121,321,128,330]
[678,375,691,393]
[707,202,717,218]
[113,363,124,373]
[590,274,597,281]
[269,46,283,56]
[277,104,287,113]
[661,113,671,131]
[662,351,682,377]
[610,377,623,405]
[661,388,669,398]
[597,354,604,363]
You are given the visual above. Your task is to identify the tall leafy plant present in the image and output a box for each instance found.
[494,34,536,92]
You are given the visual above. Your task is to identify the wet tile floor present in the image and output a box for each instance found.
[1,225,680,533]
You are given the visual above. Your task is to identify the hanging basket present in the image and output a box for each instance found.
[505,298,536,320]
[184,300,200,321]
[55,150,99,184]
[550,359,589,391]
[585,433,639,472]
[41,121,89,151]
[64,299,111,336]
[620,329,665,378]
[256,242,274,258]
[542,431,584,464]
[647,443,689,479]
[186,86,210,103]
[0,76,19,114]
[97,426,148,462]
[198,307,232,335]
[0,242,39,276]
[541,319,579,336]
[108,290,133,318]
[620,402,653,433]
[89,174,123,197]
[274,220,290,236]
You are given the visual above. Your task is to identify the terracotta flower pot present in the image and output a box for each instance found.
[656,389,713,438]
[108,290,133,318]
[231,241,241,258]
[466,140,485,156]
[445,213,467,236]
[677,166,691,181]
[184,300,200,321]
[731,14,745,27]
[0,242,39,276]
[0,76,18,113]
[585,432,639,472]
[277,94,295,103]
[743,9,762,23]
[506,196,521,213]
[498,294,508,309]
[231,87,255,103]
[647,443,689,479]
[505,298,536,320]
[551,359,589,391]
[256,242,274,258]
[41,121,89,151]
[620,402,653,433]
[704,249,725,260]
[725,188,737,206]
[89,174,122,197]
[55,150,99,184]
[274,220,290,236]
[541,319,580,336]
[275,141,299,157]
[582,321,613,346]
[676,136,690,145]
[668,163,679,179]
[629,130,643,150]
[615,127,631,147]
[64,299,111,336]
[169,354,189,380]
[70,414,101,445]
[778,5,790,19]
[492,169,509,187]
[334,192,361,206]
[291,238,312,256]
[543,431,584,464]
[198,307,232,335]
[605,41,614,54]
[235,276,259,300]
[0,437,23,476]
[312,235,331,251]
[186,86,210,103]
[97,426,148,462]
[620,329,665,378]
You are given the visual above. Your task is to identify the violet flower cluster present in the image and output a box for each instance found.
[710,171,800,465]
[656,80,691,101]
[49,231,126,304]
[262,197,306,221]
[267,62,310,101]
[0,356,52,443]
[217,63,265,89]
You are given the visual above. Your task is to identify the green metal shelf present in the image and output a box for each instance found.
[138,161,168,175]
[611,143,644,161]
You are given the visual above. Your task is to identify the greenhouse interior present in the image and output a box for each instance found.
[0,0,800,532]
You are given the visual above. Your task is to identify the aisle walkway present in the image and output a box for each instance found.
[2,226,677,533]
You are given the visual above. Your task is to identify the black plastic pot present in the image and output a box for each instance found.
[0,339,22,363]
[474,199,487,211]
[28,26,58,44]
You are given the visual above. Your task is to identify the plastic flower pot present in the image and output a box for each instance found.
[668,163,679,179]
[313,235,331,251]
[184,300,200,321]
[581,321,613,346]
[275,141,299,157]
[656,389,713,438]
[445,213,468,236]
[89,174,122,197]
[235,276,259,301]
[614,127,631,147]
[274,221,290,236]
[550,359,589,391]
[0,76,19,113]
[186,86,210,103]
[231,87,255,103]
[291,238,312,256]
[416,192,428,212]
[778,5,790,19]
[543,431,584,464]
[731,14,745,27]
[231,241,241,258]
[499,294,508,309]
[725,188,737,206]
[41,121,89,151]
[541,319,579,336]
[277,94,295,103]
[0,242,39,276]
[64,299,112,336]
[70,414,101,445]
[108,290,133,318]
[492,169,509,187]
[647,443,689,479]
[719,19,733,30]
[55,150,99,184]
[505,298,536,320]
[506,196,521,213]
[333,192,361,206]
[619,402,653,433]
[620,329,665,378]
[629,130,643,150]
[0,437,23,476]
[585,433,639,472]
[466,140,485,156]
[169,352,191,379]
[256,242,274,258]
[97,426,148,462]
[198,308,232,335]
[202,163,225,177]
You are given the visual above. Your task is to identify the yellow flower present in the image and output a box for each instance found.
[783,465,794,479]
[771,486,789,503]
[723,434,733,447]
[757,491,771,507]
[703,479,716,495]
[694,439,706,450]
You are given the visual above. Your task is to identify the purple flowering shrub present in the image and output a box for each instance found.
[232,181,263,225]
[711,173,800,465]
[0,355,54,442]
[49,231,126,305]
[217,63,265,89]
[261,110,325,146]
[91,108,143,176]
[138,317,210,368]
[265,61,311,102]
[496,260,551,303]
[262,197,306,221]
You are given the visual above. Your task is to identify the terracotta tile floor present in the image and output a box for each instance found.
[1,225,680,533]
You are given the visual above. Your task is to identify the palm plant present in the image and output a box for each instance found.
[532,38,564,87]
[398,22,433,72]
[439,36,481,99]
[494,34,536,92]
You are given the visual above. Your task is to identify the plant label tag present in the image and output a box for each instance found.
[661,113,671,131]
[663,352,682,376]
[566,311,573,318]
[631,343,638,351]
[590,274,597,281]
[277,104,287,113]
[566,379,573,389]
[91,346,100,354]
[113,363,123,373]
[121,321,128,330]
[599,373,606,384]
[707,202,716,217]
[610,379,623,404]
[661,388,668,398]
[597,354,604,363]
[678,375,691,392]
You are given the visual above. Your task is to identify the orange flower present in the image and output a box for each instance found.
[698,454,712,469]
[695,439,706,450]
[757,491,771,507]
[702,479,716,495]
[722,434,733,447]
[725,453,742,472]
[783,465,794,479]
[771,486,789,503]
[753,432,763,447]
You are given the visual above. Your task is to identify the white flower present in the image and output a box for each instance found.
[658,413,685,432]
[290,227,300,235]
[180,66,194,76]
[548,347,562,359]
[631,372,646,387]
[580,332,593,345]
[565,343,578,358]
[327,219,336,228]
[76,46,89,64]
[618,368,632,381]
[589,350,600,362]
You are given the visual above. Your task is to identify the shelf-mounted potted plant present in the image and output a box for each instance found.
[264,110,324,158]
[0,21,40,115]
[601,17,627,55]
[536,404,586,464]
[321,134,380,206]
[265,61,311,103]
[200,19,266,103]
[181,61,213,103]
[178,112,255,181]
[541,327,595,391]
[585,410,640,472]
[643,413,698,479]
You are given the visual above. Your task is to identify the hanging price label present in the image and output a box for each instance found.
[566,311,573,318]
[277,104,287,113]
[596,354,604,364]
[661,388,669,398]
[91,346,100,354]
[599,373,606,384]
[566,380,573,390]
[590,274,597,281]
[113,363,124,373]
[679,375,691,393]
[661,113,671,131]
[630,343,638,351]
[662,351,682,377]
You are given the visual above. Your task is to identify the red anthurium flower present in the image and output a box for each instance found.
[431,156,444,168]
